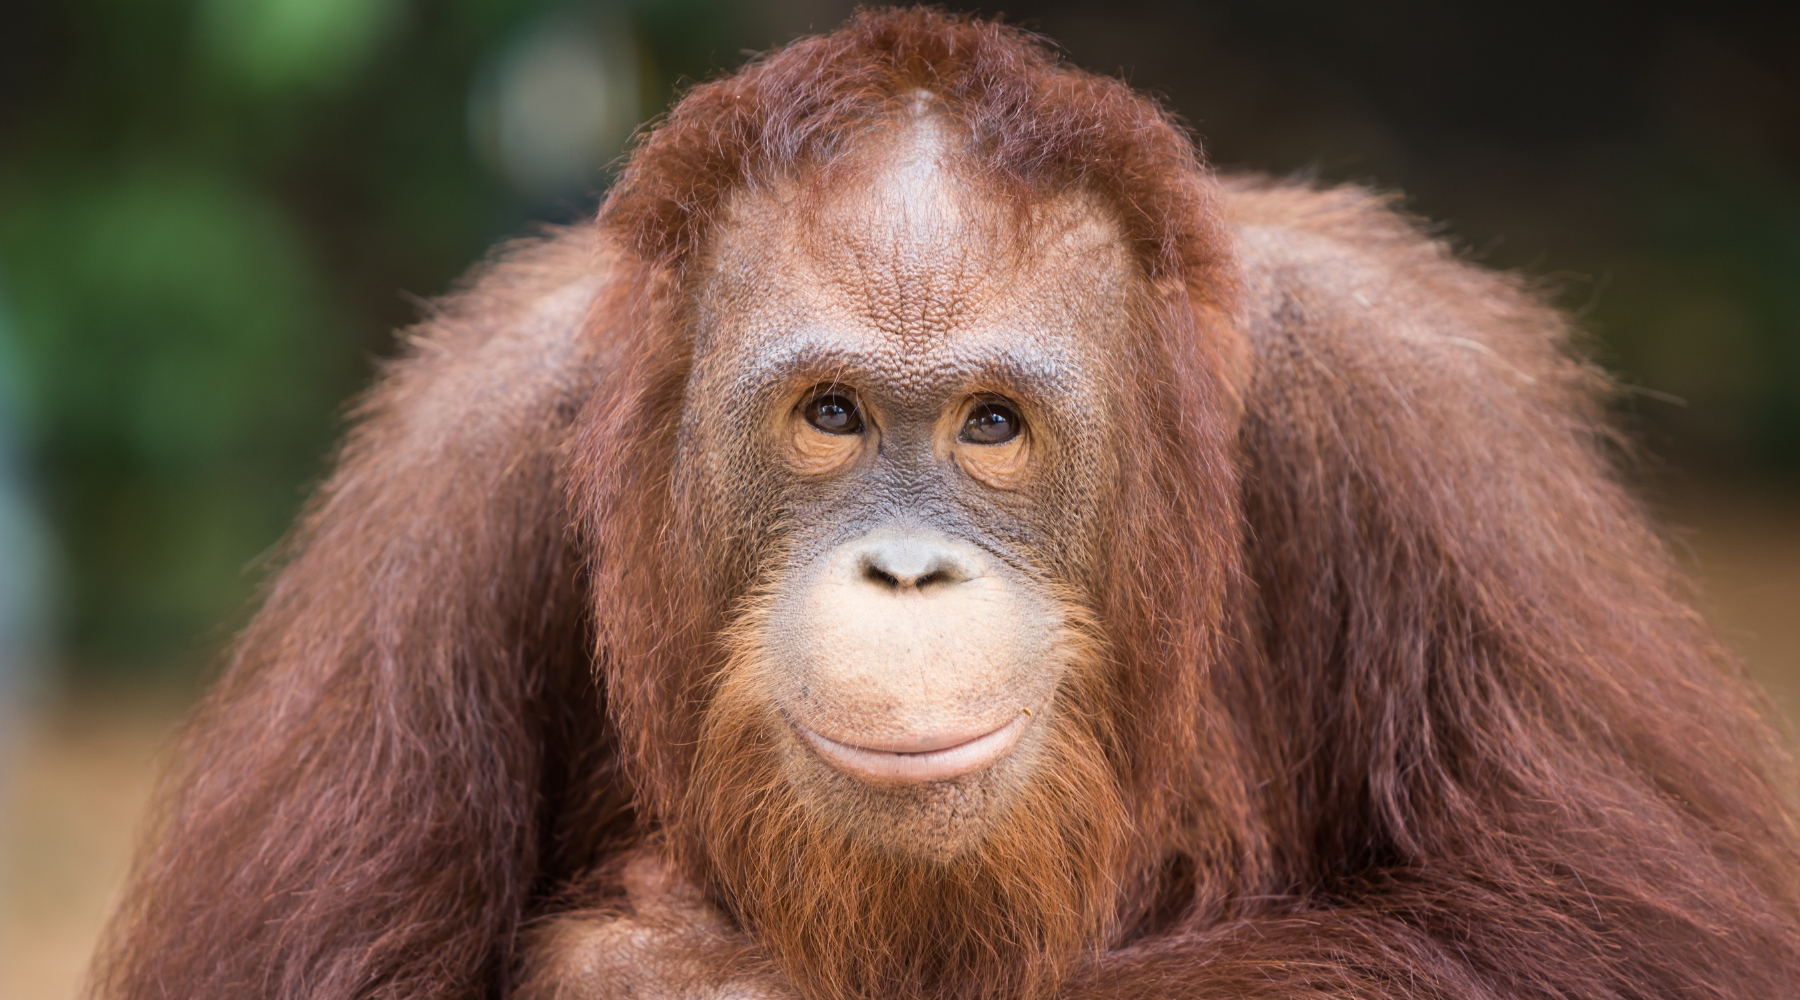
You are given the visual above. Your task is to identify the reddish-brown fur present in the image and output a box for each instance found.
[91,10,1800,1000]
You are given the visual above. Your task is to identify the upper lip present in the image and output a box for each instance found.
[794,712,1034,783]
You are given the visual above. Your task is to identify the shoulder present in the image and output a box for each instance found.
[1218,174,1586,407]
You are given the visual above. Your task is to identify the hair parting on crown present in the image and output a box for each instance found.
[602,8,1237,300]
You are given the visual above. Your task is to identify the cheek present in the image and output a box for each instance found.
[672,419,809,583]
[1028,432,1119,579]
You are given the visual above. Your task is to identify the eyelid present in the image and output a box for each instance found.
[961,391,1020,412]
[799,381,859,407]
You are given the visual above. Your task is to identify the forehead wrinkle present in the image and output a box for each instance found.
[701,144,1138,405]
[787,111,1013,346]
[762,317,1083,406]
[807,199,998,347]
[794,201,1132,380]
[717,313,1098,416]
[832,234,989,345]
[703,222,1131,409]
[709,105,1139,351]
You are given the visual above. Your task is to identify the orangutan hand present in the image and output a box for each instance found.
[516,851,793,1000]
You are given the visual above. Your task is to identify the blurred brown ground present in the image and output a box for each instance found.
[2,485,1796,1000]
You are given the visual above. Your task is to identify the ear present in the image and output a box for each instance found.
[1224,179,1792,889]
[90,230,645,1000]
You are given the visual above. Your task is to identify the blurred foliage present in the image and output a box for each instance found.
[0,0,1794,679]
[0,0,760,676]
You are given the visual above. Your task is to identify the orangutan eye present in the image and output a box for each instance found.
[961,400,1022,445]
[803,393,863,435]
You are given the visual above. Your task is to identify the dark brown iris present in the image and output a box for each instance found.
[803,393,863,435]
[961,400,1022,445]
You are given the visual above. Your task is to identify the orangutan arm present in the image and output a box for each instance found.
[85,228,643,1000]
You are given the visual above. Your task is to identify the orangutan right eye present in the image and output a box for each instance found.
[804,393,864,435]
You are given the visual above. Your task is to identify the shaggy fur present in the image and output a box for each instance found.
[91,9,1800,1000]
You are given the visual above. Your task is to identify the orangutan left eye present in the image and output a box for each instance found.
[961,401,1022,445]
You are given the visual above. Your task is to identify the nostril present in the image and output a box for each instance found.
[853,533,979,591]
[915,569,950,589]
[864,563,903,589]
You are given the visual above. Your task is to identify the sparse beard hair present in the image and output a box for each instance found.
[678,625,1135,1000]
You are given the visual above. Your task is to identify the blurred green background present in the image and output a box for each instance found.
[0,3,1796,997]
[1,0,1796,686]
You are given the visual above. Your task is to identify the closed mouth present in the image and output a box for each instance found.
[795,712,1033,783]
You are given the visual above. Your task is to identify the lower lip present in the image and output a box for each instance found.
[796,713,1033,783]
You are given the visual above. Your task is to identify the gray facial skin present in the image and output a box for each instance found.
[671,109,1139,840]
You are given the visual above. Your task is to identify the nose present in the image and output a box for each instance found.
[852,532,980,591]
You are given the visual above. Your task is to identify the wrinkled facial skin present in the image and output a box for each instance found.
[674,113,1139,855]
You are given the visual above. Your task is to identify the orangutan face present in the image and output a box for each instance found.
[674,111,1140,860]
